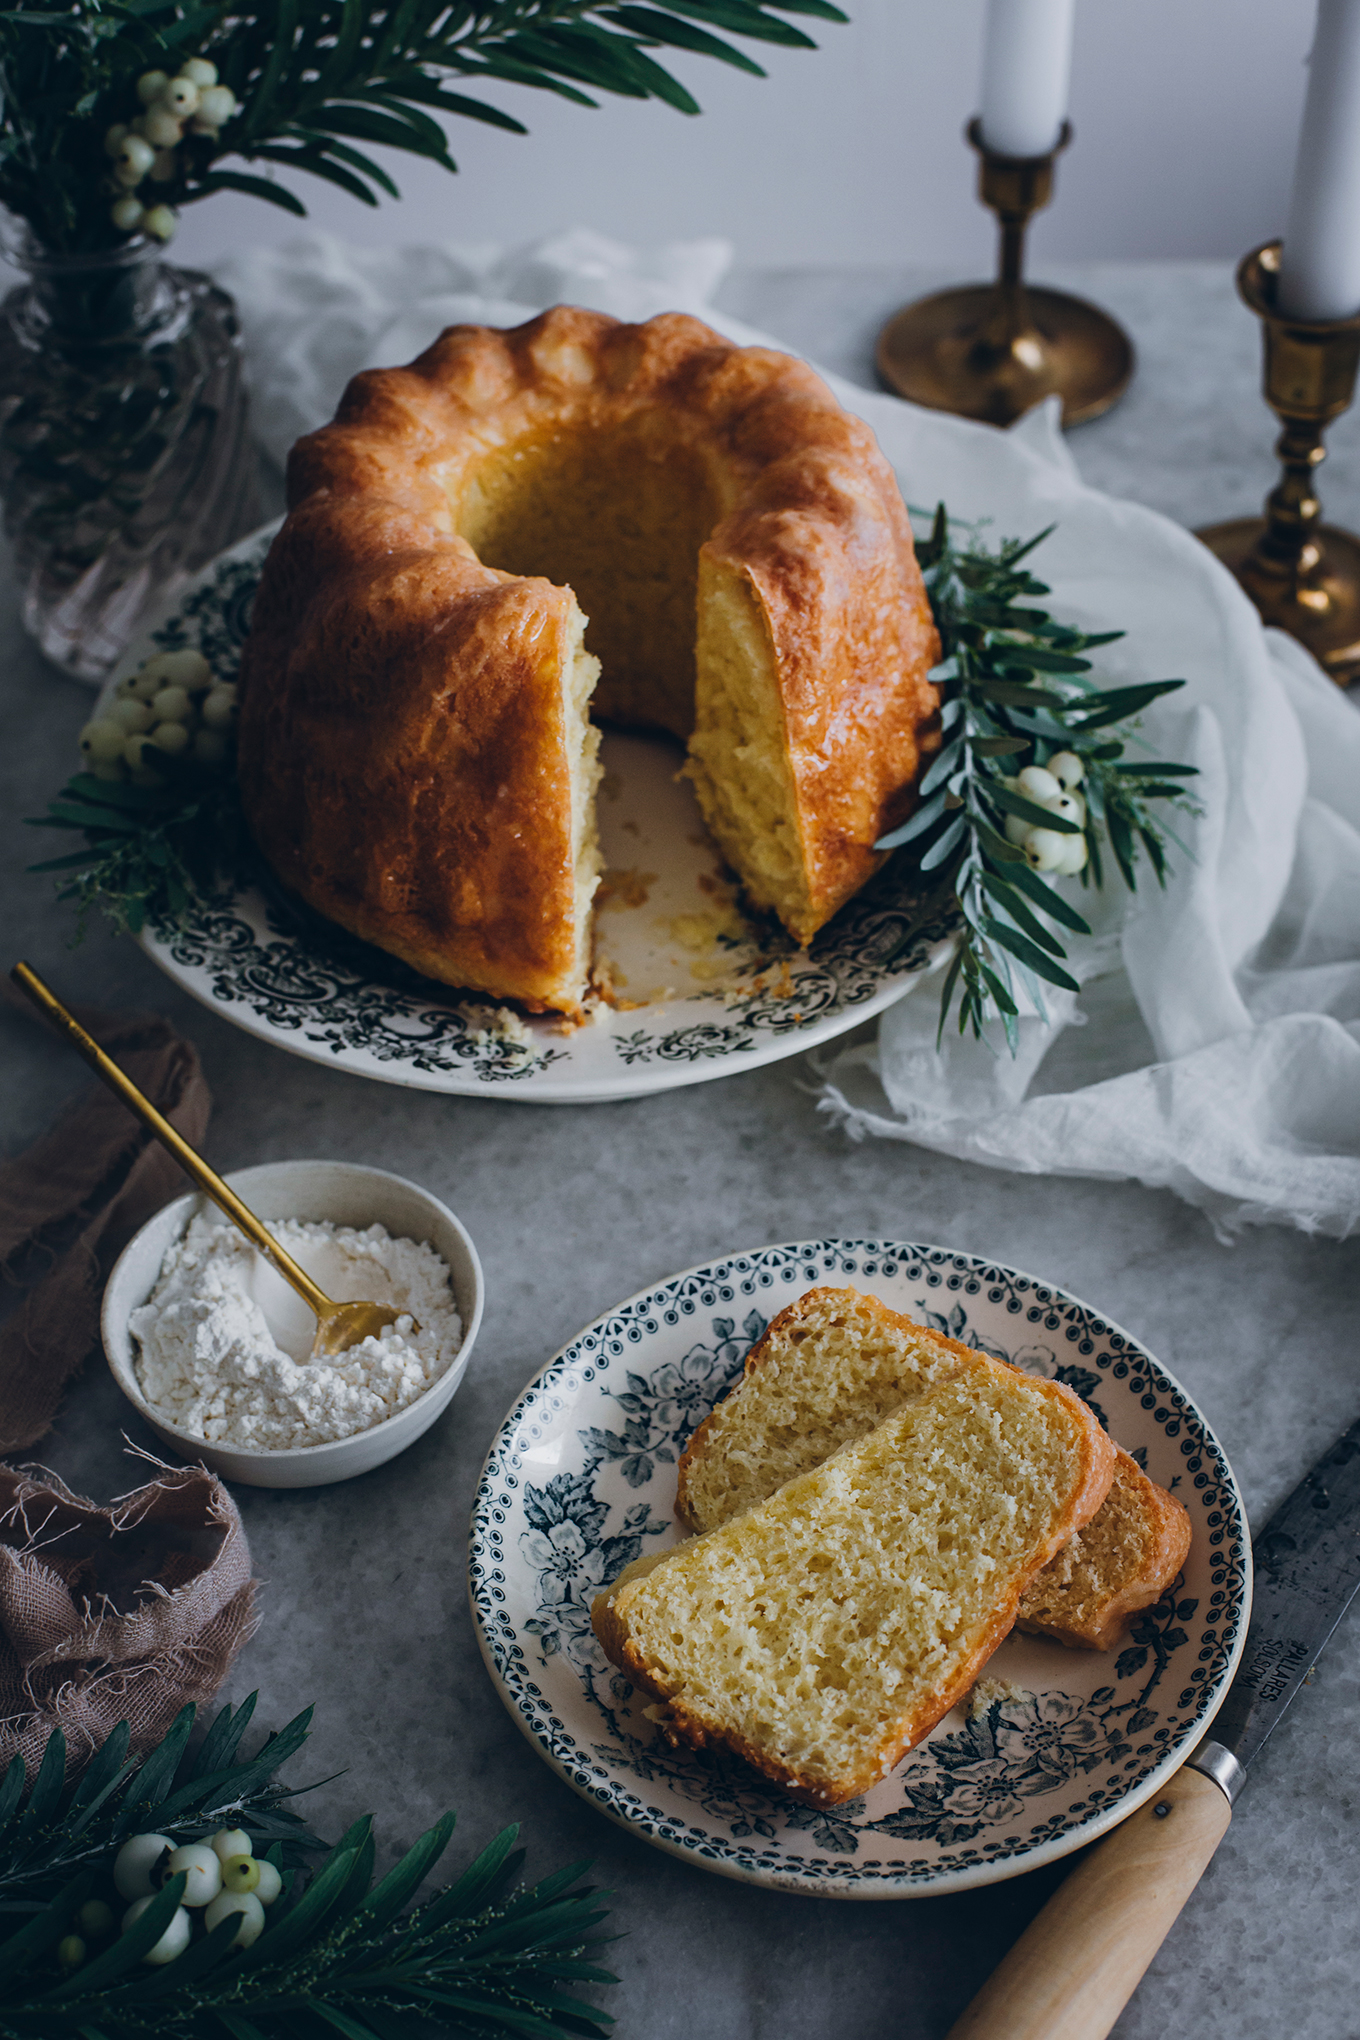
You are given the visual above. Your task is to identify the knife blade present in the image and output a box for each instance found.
[947,1409,1360,2040]
[1187,1410,1360,1799]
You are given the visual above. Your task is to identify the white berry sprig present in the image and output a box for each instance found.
[104,57,238,241]
[29,640,246,937]
[2,3,845,262]
[1001,755,1090,876]
[876,506,1201,1051]
[78,647,236,785]
[0,1696,615,2039]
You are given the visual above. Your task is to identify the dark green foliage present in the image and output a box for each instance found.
[876,506,1200,1049]
[26,742,250,935]
[0,1695,318,1910]
[0,1697,615,2038]
[0,0,847,254]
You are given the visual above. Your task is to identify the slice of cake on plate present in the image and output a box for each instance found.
[592,1352,1114,1807]
[677,1286,1190,1651]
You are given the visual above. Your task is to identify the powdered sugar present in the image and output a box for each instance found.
[129,1213,464,1450]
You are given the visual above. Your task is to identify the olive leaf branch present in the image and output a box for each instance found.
[25,750,250,938]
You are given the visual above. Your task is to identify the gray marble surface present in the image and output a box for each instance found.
[3,260,1359,2039]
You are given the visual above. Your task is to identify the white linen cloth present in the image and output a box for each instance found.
[211,229,1360,1241]
[211,227,733,470]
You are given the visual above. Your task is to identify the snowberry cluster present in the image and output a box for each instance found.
[79,647,237,783]
[1002,751,1090,876]
[53,1827,283,1974]
[105,58,238,241]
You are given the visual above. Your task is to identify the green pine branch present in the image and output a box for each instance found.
[0,0,848,253]
[0,1697,617,2040]
[0,1695,321,1910]
[875,505,1201,1050]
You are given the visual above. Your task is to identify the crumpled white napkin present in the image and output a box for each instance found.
[803,392,1360,1241]
[210,229,1360,1240]
[212,226,732,468]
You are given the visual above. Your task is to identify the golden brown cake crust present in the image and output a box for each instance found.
[237,307,940,1010]
[1016,1448,1192,1650]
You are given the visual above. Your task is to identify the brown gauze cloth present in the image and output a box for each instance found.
[0,996,211,1452]
[0,998,258,1773]
[0,1462,257,1776]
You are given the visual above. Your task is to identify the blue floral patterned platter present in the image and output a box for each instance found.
[114,527,956,1104]
[468,1239,1249,1897]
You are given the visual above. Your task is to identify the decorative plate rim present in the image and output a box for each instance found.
[122,525,956,1104]
[466,1237,1251,1898]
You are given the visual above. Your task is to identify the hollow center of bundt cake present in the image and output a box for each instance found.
[453,420,724,745]
[448,418,811,943]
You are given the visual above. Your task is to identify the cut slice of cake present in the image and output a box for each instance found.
[593,1360,1115,1807]
[1016,1447,1191,1650]
[675,1287,1190,1651]
[238,497,605,1015]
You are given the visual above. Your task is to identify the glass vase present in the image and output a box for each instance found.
[0,226,261,683]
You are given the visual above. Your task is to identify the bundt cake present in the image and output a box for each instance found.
[237,307,941,1015]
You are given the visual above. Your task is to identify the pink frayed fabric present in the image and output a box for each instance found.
[0,1461,258,1776]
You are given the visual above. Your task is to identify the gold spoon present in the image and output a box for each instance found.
[12,961,416,1359]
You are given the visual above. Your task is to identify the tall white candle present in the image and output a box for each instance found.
[978,0,1076,160]
[1279,0,1360,320]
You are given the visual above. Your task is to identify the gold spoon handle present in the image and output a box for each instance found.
[11,961,333,1321]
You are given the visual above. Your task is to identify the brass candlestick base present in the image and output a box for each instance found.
[876,120,1134,429]
[1198,242,1360,687]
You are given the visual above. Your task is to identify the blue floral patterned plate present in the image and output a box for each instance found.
[468,1239,1249,1897]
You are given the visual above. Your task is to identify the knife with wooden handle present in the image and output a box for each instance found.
[947,1412,1360,2040]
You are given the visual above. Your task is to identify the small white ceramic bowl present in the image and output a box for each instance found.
[102,1159,484,1489]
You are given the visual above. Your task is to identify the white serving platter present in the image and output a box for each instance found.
[115,526,956,1104]
[468,1239,1249,1897]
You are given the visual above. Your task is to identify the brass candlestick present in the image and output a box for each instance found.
[876,119,1134,429]
[1198,242,1360,687]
